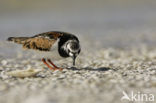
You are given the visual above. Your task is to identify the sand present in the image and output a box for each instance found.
[0,38,156,103]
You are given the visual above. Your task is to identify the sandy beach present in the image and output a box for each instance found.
[0,37,156,103]
[0,0,156,103]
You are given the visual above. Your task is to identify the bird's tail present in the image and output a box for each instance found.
[7,37,30,44]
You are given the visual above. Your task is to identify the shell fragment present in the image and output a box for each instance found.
[7,68,42,78]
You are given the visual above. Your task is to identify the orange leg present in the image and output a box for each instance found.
[42,58,55,70]
[47,59,63,71]
[47,59,58,68]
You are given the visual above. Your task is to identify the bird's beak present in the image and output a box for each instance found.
[72,54,76,66]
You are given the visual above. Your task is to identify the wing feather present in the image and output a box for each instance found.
[23,37,57,51]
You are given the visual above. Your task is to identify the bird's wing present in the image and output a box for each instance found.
[22,31,63,51]
[23,37,57,51]
[33,31,63,39]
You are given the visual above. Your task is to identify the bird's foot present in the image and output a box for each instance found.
[42,58,63,71]
[54,67,63,71]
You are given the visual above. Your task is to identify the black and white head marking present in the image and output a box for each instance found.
[62,39,80,66]
[58,33,81,66]
[64,40,80,56]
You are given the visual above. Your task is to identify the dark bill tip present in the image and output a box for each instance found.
[73,54,76,66]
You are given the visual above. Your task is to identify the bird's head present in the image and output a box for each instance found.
[66,40,81,66]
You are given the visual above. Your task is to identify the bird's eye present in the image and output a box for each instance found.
[70,42,79,50]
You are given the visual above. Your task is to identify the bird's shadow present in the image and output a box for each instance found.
[67,66,111,72]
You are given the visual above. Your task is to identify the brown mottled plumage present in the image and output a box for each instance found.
[7,31,63,51]
[23,37,56,51]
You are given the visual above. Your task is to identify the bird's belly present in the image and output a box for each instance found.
[28,47,63,60]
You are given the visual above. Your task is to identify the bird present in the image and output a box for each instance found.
[7,31,81,71]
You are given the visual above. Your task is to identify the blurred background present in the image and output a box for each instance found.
[1,0,156,55]
[1,1,156,103]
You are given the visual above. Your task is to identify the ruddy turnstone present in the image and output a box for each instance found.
[7,31,81,70]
